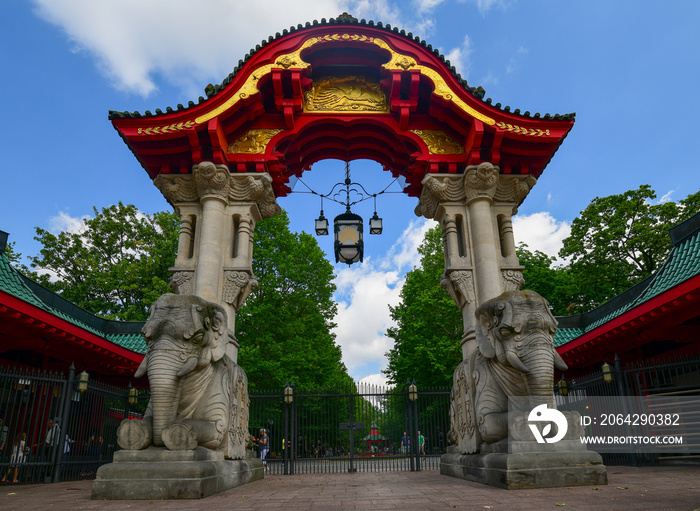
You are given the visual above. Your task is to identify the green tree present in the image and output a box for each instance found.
[384,226,462,388]
[29,203,179,321]
[516,243,574,316]
[559,185,700,311]
[236,211,352,390]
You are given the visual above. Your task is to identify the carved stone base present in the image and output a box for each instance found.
[440,450,607,489]
[92,447,263,500]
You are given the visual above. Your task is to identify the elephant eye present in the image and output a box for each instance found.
[499,327,512,337]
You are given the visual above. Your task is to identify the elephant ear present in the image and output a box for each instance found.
[475,302,497,359]
[206,305,228,362]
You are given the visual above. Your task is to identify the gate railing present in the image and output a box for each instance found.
[556,353,700,466]
[249,382,451,474]
[0,365,149,484]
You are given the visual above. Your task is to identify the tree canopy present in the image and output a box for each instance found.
[236,211,352,390]
[383,226,462,388]
[29,203,179,321]
[559,185,700,311]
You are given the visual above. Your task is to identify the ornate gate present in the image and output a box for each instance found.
[249,382,450,474]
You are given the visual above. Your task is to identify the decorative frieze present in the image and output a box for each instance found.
[229,174,281,219]
[154,175,199,203]
[501,269,525,291]
[494,175,537,204]
[441,270,475,310]
[169,270,195,295]
[464,162,499,203]
[194,162,231,201]
[222,270,259,311]
[415,174,465,219]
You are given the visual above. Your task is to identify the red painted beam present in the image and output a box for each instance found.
[558,273,700,364]
[0,290,144,368]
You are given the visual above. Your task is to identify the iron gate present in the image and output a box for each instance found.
[249,382,450,474]
[556,353,700,466]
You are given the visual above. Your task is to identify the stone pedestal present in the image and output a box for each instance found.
[440,449,607,489]
[92,447,263,500]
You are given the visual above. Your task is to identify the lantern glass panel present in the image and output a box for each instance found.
[369,214,383,235]
[315,216,329,236]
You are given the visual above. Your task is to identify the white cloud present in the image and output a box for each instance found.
[459,0,510,15]
[512,211,570,260]
[31,0,350,96]
[333,219,434,379]
[444,35,472,79]
[658,189,675,204]
[359,373,390,388]
[48,211,89,235]
[506,46,528,74]
[415,0,446,15]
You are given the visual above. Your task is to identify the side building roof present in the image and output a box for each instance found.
[0,244,146,375]
[554,212,700,367]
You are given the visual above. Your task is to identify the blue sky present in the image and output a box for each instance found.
[2,1,699,383]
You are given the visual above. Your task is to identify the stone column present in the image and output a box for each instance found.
[415,163,538,360]
[193,163,230,302]
[154,162,281,362]
[464,163,502,304]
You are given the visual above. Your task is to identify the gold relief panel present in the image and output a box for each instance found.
[303,75,389,113]
[227,129,283,154]
[411,130,463,154]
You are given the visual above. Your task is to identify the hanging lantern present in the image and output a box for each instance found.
[334,211,364,265]
[315,211,329,236]
[369,212,383,235]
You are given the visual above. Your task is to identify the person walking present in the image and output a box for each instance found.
[400,431,410,455]
[2,433,27,484]
[418,430,425,455]
[258,429,269,471]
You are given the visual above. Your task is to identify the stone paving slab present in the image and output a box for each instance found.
[1,466,699,511]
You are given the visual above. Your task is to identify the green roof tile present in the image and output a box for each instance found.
[555,213,700,347]
[0,252,145,355]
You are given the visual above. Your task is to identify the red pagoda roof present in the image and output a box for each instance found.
[110,13,574,199]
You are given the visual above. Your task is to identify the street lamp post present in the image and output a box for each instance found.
[408,380,420,472]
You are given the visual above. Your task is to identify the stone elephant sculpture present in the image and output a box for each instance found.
[449,290,568,454]
[117,294,249,459]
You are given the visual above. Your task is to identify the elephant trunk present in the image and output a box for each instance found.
[147,341,186,446]
[518,341,556,398]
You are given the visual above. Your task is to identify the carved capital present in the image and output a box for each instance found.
[441,270,475,310]
[169,270,195,295]
[229,173,281,219]
[152,163,281,218]
[464,162,499,203]
[495,174,537,204]
[501,269,525,292]
[154,175,199,203]
[222,270,259,311]
[415,174,465,219]
[194,162,230,201]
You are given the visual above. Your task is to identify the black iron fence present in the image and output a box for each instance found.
[556,353,700,466]
[2,353,695,484]
[248,382,451,474]
[0,365,148,485]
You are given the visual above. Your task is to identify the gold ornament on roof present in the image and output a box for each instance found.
[304,75,388,113]
[411,130,463,154]
[137,120,195,135]
[228,129,283,154]
[495,122,550,137]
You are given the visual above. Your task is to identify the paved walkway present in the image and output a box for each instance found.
[1,466,699,510]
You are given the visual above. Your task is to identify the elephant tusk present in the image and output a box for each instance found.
[177,356,198,377]
[553,348,569,371]
[506,351,530,373]
[134,355,149,378]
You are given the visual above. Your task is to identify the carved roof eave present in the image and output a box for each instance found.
[110,14,575,197]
